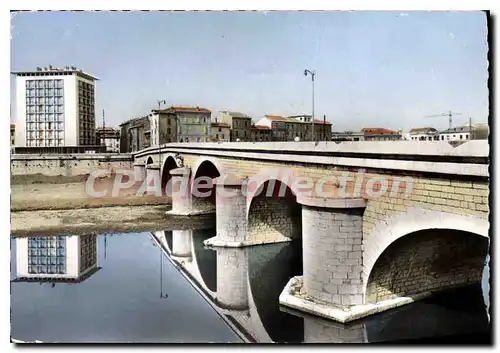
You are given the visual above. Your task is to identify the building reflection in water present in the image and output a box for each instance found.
[13,234,100,284]
[151,228,490,344]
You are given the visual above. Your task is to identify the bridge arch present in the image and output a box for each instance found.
[192,229,217,293]
[191,157,223,211]
[363,208,490,303]
[246,175,302,243]
[160,154,179,196]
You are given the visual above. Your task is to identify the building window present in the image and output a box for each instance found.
[222,134,224,139]
[236,131,239,137]
[27,236,66,275]
[460,134,463,140]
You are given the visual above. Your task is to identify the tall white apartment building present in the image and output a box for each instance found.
[15,234,98,281]
[12,66,98,147]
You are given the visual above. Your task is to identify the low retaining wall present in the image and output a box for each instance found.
[11,154,134,177]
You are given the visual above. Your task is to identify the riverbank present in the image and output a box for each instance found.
[11,205,216,236]
[11,174,171,212]
[11,175,215,236]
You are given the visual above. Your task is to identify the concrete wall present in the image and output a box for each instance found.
[11,154,133,176]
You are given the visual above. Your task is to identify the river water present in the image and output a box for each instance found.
[10,230,491,343]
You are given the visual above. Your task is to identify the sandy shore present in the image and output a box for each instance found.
[11,173,172,212]
[11,175,214,236]
[11,205,215,237]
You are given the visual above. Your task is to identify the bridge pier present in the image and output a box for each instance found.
[214,247,249,310]
[133,163,146,182]
[280,197,375,323]
[145,164,161,195]
[171,230,193,258]
[204,176,249,247]
[165,167,193,215]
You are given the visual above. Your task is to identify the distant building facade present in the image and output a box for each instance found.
[161,106,211,143]
[12,66,98,148]
[218,111,252,142]
[119,116,151,153]
[251,124,272,142]
[254,115,288,141]
[331,131,365,142]
[96,126,120,153]
[362,127,402,141]
[210,122,231,142]
[409,127,439,141]
[286,115,311,141]
[313,119,333,141]
[149,110,178,145]
[436,123,488,141]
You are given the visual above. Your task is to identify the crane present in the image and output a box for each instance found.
[425,111,462,130]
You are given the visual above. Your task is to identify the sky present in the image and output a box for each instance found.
[10,11,489,131]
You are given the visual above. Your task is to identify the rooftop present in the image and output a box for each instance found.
[157,106,211,114]
[361,127,397,135]
[211,122,231,128]
[313,119,332,125]
[265,115,288,121]
[221,111,251,119]
[252,124,272,131]
[410,127,438,134]
[12,66,99,81]
[439,126,473,134]
[96,126,119,132]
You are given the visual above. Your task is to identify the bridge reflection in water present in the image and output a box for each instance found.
[151,229,490,344]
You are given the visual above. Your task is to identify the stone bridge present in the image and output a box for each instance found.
[135,141,489,322]
[150,228,490,343]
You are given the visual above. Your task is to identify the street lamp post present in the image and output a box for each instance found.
[160,249,168,299]
[304,69,315,142]
[157,100,166,178]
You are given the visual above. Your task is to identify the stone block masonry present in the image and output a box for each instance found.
[301,198,366,306]
[365,229,489,303]
[247,197,301,244]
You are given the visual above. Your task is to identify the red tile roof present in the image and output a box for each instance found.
[361,127,396,135]
[252,124,272,131]
[158,106,211,114]
[313,119,332,125]
[265,115,288,121]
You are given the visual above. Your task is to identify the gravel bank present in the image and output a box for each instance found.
[11,205,216,237]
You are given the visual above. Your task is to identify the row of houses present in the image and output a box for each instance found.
[331,123,489,142]
[88,120,490,154]
[117,107,334,152]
